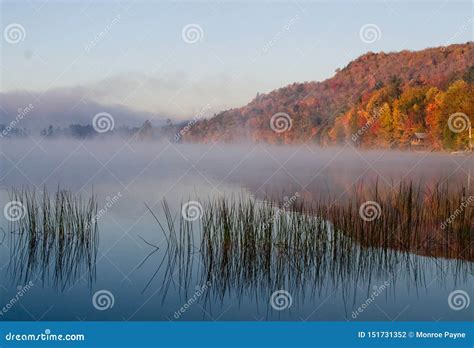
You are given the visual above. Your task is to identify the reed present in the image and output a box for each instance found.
[145,181,473,302]
[329,181,473,260]
[6,187,98,289]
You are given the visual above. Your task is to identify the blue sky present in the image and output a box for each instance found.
[1,0,473,121]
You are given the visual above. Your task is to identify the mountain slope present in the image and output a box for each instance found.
[183,42,473,148]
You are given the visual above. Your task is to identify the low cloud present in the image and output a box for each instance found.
[0,71,252,130]
[87,71,244,119]
[0,87,166,130]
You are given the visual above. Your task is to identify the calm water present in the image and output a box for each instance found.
[0,139,473,321]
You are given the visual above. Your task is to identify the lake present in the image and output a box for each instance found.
[0,139,472,321]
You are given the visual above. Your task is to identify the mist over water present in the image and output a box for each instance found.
[0,138,472,321]
[1,138,472,197]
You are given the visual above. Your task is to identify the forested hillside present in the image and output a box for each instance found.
[184,43,473,150]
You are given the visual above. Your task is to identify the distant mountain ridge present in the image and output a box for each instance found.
[183,42,473,149]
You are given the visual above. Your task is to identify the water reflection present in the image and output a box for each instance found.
[6,189,98,291]
[142,192,473,317]
[0,143,472,320]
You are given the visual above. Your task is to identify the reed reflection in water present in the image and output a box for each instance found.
[143,180,473,315]
[6,188,98,290]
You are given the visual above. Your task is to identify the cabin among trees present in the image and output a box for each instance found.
[410,132,429,151]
